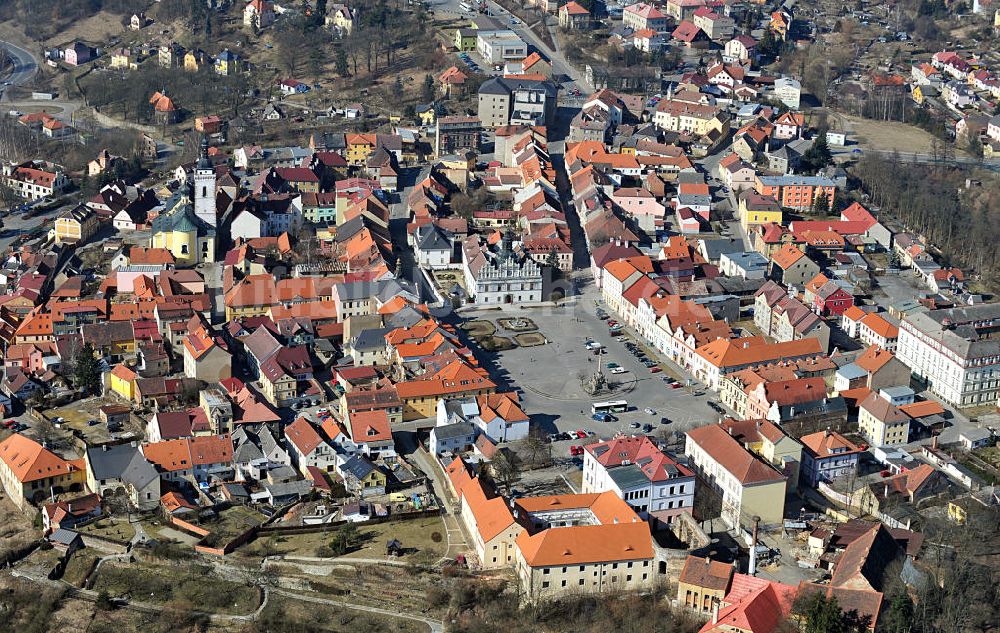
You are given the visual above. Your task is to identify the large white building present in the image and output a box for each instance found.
[435,391,530,444]
[582,435,695,525]
[896,305,1000,408]
[461,230,544,305]
[2,161,69,200]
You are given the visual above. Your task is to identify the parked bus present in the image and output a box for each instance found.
[459,1,473,11]
[591,400,628,414]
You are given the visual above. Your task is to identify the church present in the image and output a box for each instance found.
[150,138,218,265]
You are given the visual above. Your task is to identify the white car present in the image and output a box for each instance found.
[643,407,656,415]
[610,367,627,374]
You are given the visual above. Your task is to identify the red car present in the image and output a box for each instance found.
[569,445,584,456]
[671,382,683,389]
[574,430,587,439]
[2,420,15,428]
[649,366,662,374]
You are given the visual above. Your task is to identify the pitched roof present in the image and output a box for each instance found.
[800,430,862,459]
[686,424,786,485]
[695,336,822,369]
[679,555,735,592]
[0,434,82,483]
[515,521,653,566]
[284,417,325,455]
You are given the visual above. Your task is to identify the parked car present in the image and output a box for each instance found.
[642,423,653,433]
[574,430,587,439]
[650,366,662,374]
[569,445,584,456]
[643,407,656,415]
[610,367,627,374]
[629,422,641,429]
[660,417,672,425]
[606,362,620,369]
[671,382,683,389]
[708,401,725,413]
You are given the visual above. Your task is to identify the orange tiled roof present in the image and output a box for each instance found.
[0,433,82,483]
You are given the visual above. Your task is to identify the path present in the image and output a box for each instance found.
[272,588,444,633]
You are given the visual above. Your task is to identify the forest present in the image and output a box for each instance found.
[853,153,1000,290]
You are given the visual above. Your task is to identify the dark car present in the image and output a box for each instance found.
[708,401,725,413]
[660,417,671,425]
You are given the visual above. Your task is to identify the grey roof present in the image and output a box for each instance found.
[233,438,264,463]
[384,305,427,330]
[432,421,478,441]
[715,277,767,294]
[479,76,558,98]
[335,280,375,302]
[779,396,847,419]
[416,224,453,252]
[960,427,992,442]
[351,327,392,352]
[263,479,313,500]
[259,426,284,457]
[49,528,81,545]
[836,363,867,380]
[607,463,650,491]
[243,326,282,362]
[723,251,769,272]
[881,386,915,399]
[88,443,159,491]
[700,237,745,262]
[341,454,377,480]
[375,278,417,303]
[757,175,836,187]
[903,304,1000,360]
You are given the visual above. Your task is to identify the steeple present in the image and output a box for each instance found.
[197,135,211,169]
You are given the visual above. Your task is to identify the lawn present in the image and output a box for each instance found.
[90,561,260,615]
[198,505,267,544]
[0,495,38,565]
[265,516,447,562]
[78,518,135,544]
[62,549,100,587]
[514,332,547,347]
[460,319,496,338]
[260,594,429,633]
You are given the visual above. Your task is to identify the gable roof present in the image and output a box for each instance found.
[686,424,786,485]
[0,434,82,483]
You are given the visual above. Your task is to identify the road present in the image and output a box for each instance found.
[0,38,38,95]
[428,0,590,90]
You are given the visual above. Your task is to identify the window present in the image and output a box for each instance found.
[542,581,549,588]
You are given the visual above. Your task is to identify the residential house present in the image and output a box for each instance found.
[800,430,862,487]
[685,423,788,528]
[858,391,910,447]
[85,442,161,511]
[582,435,695,525]
[0,434,87,509]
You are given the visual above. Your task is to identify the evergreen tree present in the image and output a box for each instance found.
[422,73,435,102]
[74,343,101,395]
[334,46,349,77]
[812,191,830,215]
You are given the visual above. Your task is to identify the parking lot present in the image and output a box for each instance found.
[460,278,730,461]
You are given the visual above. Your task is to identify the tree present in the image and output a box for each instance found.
[74,343,101,395]
[422,73,435,102]
[518,430,552,467]
[811,191,830,215]
[801,135,832,174]
[334,46,349,77]
[793,592,869,633]
[489,450,521,495]
[330,522,359,556]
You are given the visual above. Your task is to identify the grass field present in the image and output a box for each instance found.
[78,518,135,544]
[91,561,259,615]
[260,594,429,633]
[0,495,39,563]
[265,516,447,561]
[62,549,100,587]
[461,319,496,337]
[841,114,954,155]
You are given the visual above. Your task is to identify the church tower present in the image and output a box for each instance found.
[193,136,217,227]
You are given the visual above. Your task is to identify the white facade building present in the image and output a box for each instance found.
[896,305,1000,408]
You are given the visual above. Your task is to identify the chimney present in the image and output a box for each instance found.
[748,516,761,576]
[712,602,720,625]
[932,435,938,449]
